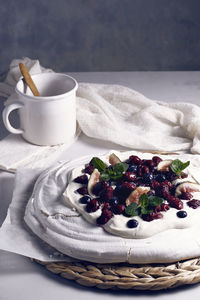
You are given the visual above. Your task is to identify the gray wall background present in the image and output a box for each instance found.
[1,0,200,73]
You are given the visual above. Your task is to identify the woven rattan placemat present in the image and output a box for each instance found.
[34,151,200,290]
[35,257,200,290]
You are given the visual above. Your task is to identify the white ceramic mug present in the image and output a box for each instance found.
[2,73,78,146]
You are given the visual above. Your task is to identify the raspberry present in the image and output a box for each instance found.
[187,199,200,209]
[152,156,162,166]
[154,205,161,213]
[76,187,88,195]
[151,180,160,189]
[112,204,125,215]
[168,196,183,210]
[142,159,155,168]
[99,186,113,201]
[179,192,193,200]
[137,165,150,176]
[124,172,137,182]
[181,172,188,179]
[166,172,179,182]
[96,209,113,225]
[74,175,88,184]
[142,212,163,222]
[160,203,170,211]
[160,180,172,189]
[84,165,94,175]
[86,199,100,213]
[103,202,111,209]
[121,182,136,191]
[129,155,142,165]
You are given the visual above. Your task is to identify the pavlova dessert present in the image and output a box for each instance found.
[24,151,200,264]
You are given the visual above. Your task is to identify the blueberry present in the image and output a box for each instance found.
[109,197,118,206]
[177,210,187,218]
[143,173,154,184]
[156,174,166,183]
[79,195,91,204]
[127,165,138,173]
[127,219,139,228]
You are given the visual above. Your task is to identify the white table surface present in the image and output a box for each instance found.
[1,71,200,300]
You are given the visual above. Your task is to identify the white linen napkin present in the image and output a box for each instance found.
[76,83,200,154]
[0,165,76,262]
[1,56,200,173]
[0,134,80,173]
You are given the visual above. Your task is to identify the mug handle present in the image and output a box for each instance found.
[2,102,24,134]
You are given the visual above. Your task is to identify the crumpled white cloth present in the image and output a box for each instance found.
[1,57,200,163]
[76,83,200,153]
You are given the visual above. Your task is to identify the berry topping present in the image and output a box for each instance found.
[74,175,88,184]
[155,174,166,183]
[129,155,142,165]
[112,204,125,214]
[152,156,162,166]
[187,199,200,209]
[121,181,136,191]
[92,181,109,196]
[181,172,188,179]
[127,165,138,173]
[142,212,163,222]
[127,219,139,228]
[179,191,193,200]
[143,173,154,184]
[109,196,119,206]
[76,187,88,195]
[103,202,111,209]
[79,195,91,204]
[160,203,170,211]
[137,165,150,176]
[151,180,160,189]
[177,210,187,218]
[96,209,113,225]
[168,196,183,210]
[142,159,155,168]
[166,172,179,182]
[99,186,114,201]
[124,172,137,182]
[86,199,100,213]
[84,165,94,175]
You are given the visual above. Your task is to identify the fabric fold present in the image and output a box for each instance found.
[1,56,200,166]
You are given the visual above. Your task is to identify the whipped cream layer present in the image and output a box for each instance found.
[24,151,200,264]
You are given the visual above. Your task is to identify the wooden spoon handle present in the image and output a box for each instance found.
[19,63,40,97]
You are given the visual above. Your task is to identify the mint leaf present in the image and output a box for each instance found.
[110,174,124,181]
[139,193,148,207]
[113,163,129,174]
[125,202,139,216]
[100,172,110,181]
[139,194,163,215]
[170,159,190,178]
[91,157,107,173]
[148,196,163,207]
